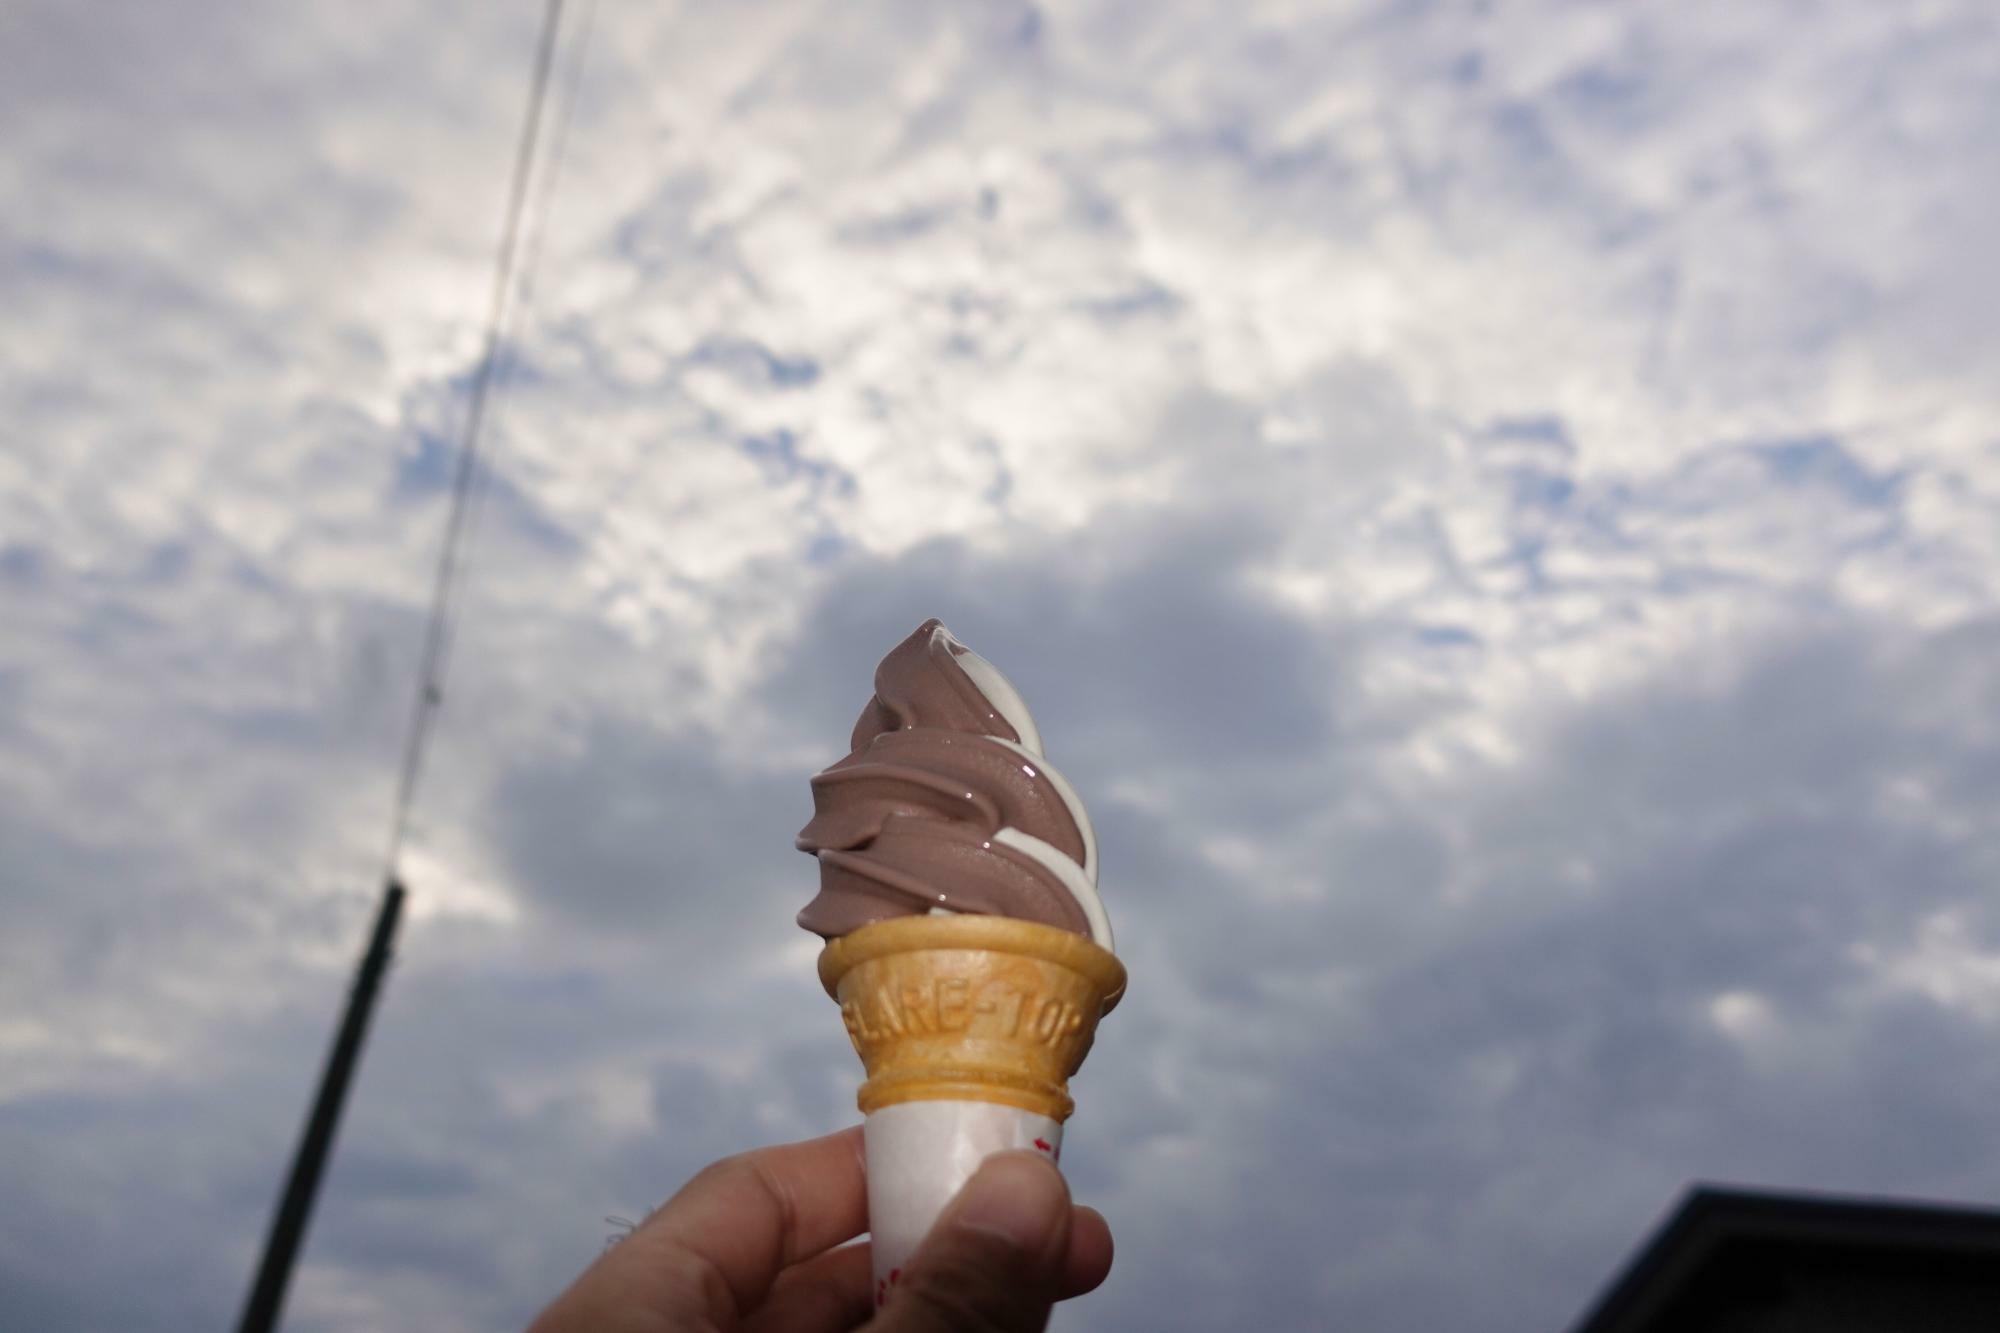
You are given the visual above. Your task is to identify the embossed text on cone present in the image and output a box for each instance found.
[819,914,1125,1120]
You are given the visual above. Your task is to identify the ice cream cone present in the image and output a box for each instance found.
[819,914,1126,1118]
[817,914,1126,1305]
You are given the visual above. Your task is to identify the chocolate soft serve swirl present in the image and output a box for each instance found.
[796,619,1112,948]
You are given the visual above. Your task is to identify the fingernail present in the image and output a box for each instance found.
[951,1151,1066,1253]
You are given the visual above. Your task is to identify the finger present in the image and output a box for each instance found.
[739,1202,1112,1333]
[741,1243,874,1333]
[526,1126,868,1331]
[1061,1205,1114,1298]
[635,1125,869,1313]
[867,1151,1072,1333]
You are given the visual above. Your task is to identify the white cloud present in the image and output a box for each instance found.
[1856,911,2000,1025]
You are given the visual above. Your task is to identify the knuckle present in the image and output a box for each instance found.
[633,1241,734,1328]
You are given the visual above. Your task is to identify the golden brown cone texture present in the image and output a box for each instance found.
[818,915,1126,1122]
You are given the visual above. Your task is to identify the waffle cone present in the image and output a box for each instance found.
[818,915,1126,1122]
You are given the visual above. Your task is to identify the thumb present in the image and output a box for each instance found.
[868,1150,1073,1333]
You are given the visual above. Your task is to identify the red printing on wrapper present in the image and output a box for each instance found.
[876,1267,903,1307]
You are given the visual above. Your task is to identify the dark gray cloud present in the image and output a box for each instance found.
[1069,615,2000,1331]
[491,717,805,937]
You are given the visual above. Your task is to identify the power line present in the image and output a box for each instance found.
[427,0,600,726]
[383,0,571,878]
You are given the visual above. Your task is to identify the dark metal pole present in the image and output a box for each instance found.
[236,879,406,1333]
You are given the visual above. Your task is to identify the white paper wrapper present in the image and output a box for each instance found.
[863,1099,1063,1307]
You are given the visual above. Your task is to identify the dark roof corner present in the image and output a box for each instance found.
[1570,1185,2000,1333]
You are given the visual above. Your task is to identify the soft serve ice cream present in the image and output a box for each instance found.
[797,618,1112,949]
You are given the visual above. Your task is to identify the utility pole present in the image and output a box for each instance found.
[236,879,406,1333]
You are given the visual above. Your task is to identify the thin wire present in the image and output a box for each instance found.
[426,0,600,709]
[383,0,568,878]
[513,0,599,349]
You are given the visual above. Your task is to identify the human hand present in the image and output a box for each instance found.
[525,1126,1113,1332]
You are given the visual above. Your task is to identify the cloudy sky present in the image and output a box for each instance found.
[4,1,1999,1329]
